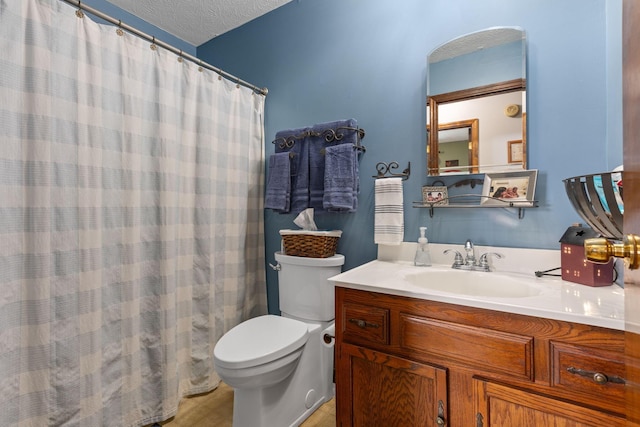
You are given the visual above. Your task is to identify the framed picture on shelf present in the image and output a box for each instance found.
[481,170,537,205]
[422,185,448,205]
[507,140,524,163]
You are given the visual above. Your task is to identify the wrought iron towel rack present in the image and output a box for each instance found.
[271,126,366,152]
[372,162,411,180]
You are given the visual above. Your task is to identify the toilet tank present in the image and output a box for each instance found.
[274,252,345,322]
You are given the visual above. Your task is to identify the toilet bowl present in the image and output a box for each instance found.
[213,252,344,427]
[213,315,308,390]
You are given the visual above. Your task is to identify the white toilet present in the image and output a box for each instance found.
[213,252,344,427]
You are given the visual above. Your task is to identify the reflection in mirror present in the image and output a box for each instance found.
[427,27,526,176]
[427,119,478,174]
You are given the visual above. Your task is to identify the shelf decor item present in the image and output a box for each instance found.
[422,185,448,206]
[482,170,537,205]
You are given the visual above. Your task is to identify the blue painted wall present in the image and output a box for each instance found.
[198,0,623,314]
[84,0,621,315]
[429,40,524,95]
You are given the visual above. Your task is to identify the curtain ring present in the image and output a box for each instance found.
[177,49,183,63]
[150,36,157,51]
[75,1,84,18]
[116,20,124,36]
[198,60,203,72]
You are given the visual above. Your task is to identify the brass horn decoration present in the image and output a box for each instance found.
[584,234,640,270]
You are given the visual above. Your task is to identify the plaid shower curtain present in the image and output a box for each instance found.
[0,0,267,425]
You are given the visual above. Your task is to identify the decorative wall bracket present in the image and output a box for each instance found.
[372,161,410,180]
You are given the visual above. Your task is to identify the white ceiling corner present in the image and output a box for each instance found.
[106,0,292,46]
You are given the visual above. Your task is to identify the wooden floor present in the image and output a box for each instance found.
[154,382,336,427]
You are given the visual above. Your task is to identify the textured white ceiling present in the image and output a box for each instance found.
[429,28,524,63]
[107,0,292,46]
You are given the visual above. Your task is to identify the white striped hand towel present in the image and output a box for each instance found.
[374,177,404,245]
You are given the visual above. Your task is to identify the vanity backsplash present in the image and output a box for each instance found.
[378,242,559,275]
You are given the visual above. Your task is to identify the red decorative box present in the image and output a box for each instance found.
[559,226,614,287]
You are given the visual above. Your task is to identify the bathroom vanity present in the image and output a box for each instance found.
[330,247,625,426]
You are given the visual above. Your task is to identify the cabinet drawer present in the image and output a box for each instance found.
[551,341,625,414]
[340,302,389,345]
[400,314,534,380]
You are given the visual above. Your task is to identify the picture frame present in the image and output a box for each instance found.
[422,185,448,205]
[507,140,523,163]
[481,170,537,205]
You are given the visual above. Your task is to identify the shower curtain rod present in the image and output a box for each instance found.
[61,0,268,96]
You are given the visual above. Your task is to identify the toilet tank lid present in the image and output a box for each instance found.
[213,315,309,369]
[275,252,345,267]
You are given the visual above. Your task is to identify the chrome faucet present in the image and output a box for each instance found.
[444,240,504,272]
[463,239,476,266]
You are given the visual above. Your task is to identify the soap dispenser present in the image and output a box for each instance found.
[414,226,432,267]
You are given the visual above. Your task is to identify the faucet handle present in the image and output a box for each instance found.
[478,252,504,269]
[444,249,464,267]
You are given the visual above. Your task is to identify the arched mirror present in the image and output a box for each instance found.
[427,27,527,176]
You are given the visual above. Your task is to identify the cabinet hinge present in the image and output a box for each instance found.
[435,400,446,426]
[476,412,484,427]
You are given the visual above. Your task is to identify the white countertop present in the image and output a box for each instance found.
[329,244,625,331]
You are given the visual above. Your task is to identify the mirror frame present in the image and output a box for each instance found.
[427,118,479,174]
[427,78,526,175]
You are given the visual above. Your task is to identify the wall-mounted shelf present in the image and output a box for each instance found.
[412,194,538,219]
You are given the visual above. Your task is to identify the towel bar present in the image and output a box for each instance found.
[272,126,366,152]
[372,161,410,180]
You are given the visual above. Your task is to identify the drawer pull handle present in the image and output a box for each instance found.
[348,318,380,329]
[566,367,626,385]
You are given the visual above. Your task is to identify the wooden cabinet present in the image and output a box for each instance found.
[335,287,626,427]
[340,343,447,427]
[337,299,447,426]
[475,379,624,426]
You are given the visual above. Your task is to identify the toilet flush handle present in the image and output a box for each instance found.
[269,262,281,271]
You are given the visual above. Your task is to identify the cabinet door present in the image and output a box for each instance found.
[474,379,625,427]
[336,342,448,427]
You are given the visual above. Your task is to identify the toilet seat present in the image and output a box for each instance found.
[214,315,309,370]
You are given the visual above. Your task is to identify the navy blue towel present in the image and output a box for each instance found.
[275,127,310,214]
[308,119,358,211]
[264,152,291,212]
[323,143,359,212]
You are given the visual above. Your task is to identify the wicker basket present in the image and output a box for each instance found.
[279,230,342,258]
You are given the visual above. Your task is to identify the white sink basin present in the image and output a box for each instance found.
[404,268,542,298]
[329,251,625,330]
